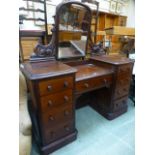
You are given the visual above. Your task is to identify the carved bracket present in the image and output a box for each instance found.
[30,25,56,60]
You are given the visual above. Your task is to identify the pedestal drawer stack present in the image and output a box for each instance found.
[112,63,133,113]
[37,75,76,145]
[20,61,78,155]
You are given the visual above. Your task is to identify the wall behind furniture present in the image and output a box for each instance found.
[19,0,135,30]
[123,0,135,27]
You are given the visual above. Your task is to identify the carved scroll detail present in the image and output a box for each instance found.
[31,25,56,60]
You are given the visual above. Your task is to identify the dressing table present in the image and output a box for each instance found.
[20,2,134,155]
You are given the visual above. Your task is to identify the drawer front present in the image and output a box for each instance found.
[117,64,132,76]
[38,76,73,96]
[43,121,74,144]
[76,79,93,93]
[114,72,132,99]
[113,96,128,111]
[40,89,73,113]
[114,84,130,99]
[76,75,112,94]
[91,75,112,88]
[41,104,73,128]
[116,76,131,88]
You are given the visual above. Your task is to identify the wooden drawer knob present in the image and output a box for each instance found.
[48,100,53,106]
[64,81,69,88]
[64,110,70,116]
[49,116,55,121]
[47,85,52,91]
[64,96,69,102]
[64,125,70,131]
[84,83,89,88]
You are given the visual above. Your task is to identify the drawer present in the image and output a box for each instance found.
[116,76,131,88]
[76,79,93,93]
[91,75,112,88]
[117,64,132,76]
[113,96,128,111]
[41,104,73,128]
[114,84,130,99]
[44,120,74,144]
[38,76,73,96]
[40,89,73,113]
[76,75,112,94]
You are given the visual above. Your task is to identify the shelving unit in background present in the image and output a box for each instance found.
[96,11,127,54]
[81,0,127,54]
[19,30,46,62]
[104,26,135,56]
[19,0,54,62]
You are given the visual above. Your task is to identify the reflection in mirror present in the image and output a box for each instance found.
[58,3,91,59]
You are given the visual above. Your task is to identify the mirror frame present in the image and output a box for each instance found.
[55,1,92,60]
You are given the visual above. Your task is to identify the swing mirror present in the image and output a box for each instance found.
[56,2,91,60]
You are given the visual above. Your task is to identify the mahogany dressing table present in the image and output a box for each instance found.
[20,2,134,155]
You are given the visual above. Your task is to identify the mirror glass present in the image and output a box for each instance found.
[57,3,90,59]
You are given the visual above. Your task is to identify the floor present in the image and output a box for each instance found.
[31,99,135,155]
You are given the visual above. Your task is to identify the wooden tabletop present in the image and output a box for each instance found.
[20,61,77,80]
[74,63,114,81]
[90,55,134,65]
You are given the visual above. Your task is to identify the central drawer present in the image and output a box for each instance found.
[76,75,112,94]
[38,76,73,96]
